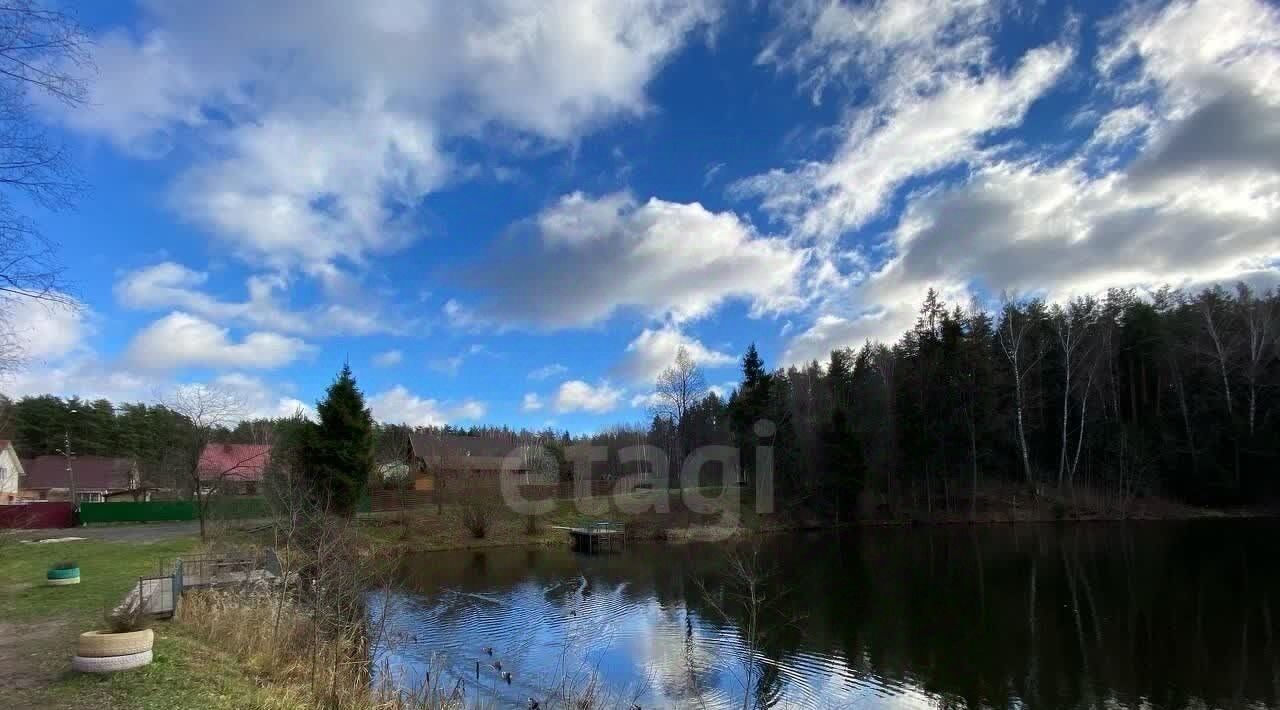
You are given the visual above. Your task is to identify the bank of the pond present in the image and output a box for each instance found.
[354,484,1266,553]
[0,535,296,710]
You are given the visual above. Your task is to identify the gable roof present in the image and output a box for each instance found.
[407,432,537,471]
[198,443,272,482]
[21,455,137,491]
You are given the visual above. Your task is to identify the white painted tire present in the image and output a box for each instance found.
[72,650,153,673]
[47,577,80,586]
[78,629,154,657]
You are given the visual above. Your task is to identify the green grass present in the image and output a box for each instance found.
[1,535,293,710]
[0,538,196,624]
[15,633,283,710]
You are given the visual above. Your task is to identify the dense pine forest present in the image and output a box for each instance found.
[4,285,1277,512]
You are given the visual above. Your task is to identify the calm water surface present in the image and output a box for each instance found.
[373,521,1279,709]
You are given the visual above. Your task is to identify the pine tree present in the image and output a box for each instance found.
[307,364,374,515]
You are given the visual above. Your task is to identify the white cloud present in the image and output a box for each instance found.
[372,349,403,367]
[170,106,450,271]
[1,357,154,403]
[2,296,89,361]
[762,0,1280,365]
[54,1,720,274]
[741,31,1074,243]
[1,360,313,424]
[707,381,737,399]
[212,373,317,421]
[125,312,315,370]
[368,385,485,426]
[616,326,734,382]
[528,363,568,381]
[470,191,809,328]
[116,261,404,336]
[554,380,624,414]
[522,393,544,412]
[629,391,664,410]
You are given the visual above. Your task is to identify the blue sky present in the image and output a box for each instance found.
[4,0,1279,433]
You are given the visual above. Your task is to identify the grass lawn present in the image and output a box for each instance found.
[1,535,292,710]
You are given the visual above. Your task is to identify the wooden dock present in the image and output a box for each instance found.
[557,521,626,553]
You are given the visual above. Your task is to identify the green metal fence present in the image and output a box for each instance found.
[78,498,272,523]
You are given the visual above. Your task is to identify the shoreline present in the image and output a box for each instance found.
[364,500,1276,554]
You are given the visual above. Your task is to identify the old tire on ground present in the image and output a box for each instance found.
[78,629,154,658]
[72,650,153,673]
[46,576,80,586]
[47,567,80,580]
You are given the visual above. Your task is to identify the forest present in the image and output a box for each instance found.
[3,284,1277,514]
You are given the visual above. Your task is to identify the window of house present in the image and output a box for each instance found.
[77,492,104,503]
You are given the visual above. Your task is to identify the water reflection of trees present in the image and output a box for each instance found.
[396,522,1279,709]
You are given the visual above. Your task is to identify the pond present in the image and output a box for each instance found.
[373,521,1279,709]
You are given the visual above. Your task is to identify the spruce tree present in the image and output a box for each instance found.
[308,364,374,515]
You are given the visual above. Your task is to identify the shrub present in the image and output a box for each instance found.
[524,514,540,536]
[461,504,489,539]
[104,594,152,633]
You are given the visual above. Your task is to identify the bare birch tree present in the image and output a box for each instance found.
[1236,284,1276,437]
[999,298,1045,487]
[1053,297,1096,488]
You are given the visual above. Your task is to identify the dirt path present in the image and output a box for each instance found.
[0,619,70,690]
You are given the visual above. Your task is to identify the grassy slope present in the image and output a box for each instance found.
[1,537,289,710]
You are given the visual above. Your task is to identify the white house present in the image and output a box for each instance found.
[0,440,24,504]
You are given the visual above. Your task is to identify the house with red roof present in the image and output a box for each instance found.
[0,440,23,504]
[197,443,272,495]
[20,455,146,503]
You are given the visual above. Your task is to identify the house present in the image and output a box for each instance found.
[0,440,24,504]
[20,455,146,502]
[405,432,544,493]
[197,443,272,495]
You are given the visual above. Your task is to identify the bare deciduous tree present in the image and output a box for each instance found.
[652,346,707,469]
[0,3,91,372]
[166,385,251,541]
[999,298,1045,487]
[1236,284,1276,437]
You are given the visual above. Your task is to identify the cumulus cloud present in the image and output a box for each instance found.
[1,357,154,403]
[125,312,315,370]
[616,326,734,382]
[372,350,403,367]
[53,1,720,275]
[368,385,486,426]
[469,191,808,328]
[212,373,317,421]
[2,295,89,361]
[116,262,404,336]
[554,380,624,414]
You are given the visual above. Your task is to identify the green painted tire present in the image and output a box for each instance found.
[47,576,80,586]
[47,567,80,580]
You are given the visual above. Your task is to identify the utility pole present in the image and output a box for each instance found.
[56,407,77,503]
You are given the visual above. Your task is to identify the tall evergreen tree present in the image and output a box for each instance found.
[307,364,374,515]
